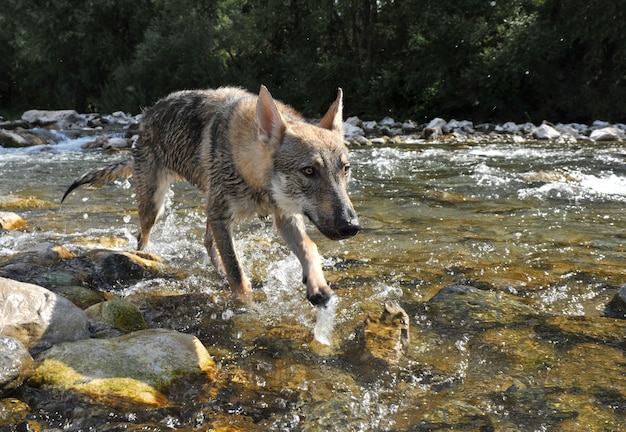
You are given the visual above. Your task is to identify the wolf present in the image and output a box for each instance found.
[62,86,360,306]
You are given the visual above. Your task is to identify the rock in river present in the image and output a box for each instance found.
[351,300,410,366]
[85,298,148,334]
[29,328,219,408]
[604,284,626,319]
[590,126,624,141]
[0,277,91,353]
[0,337,35,397]
[0,212,28,230]
[533,123,561,140]
[87,249,163,289]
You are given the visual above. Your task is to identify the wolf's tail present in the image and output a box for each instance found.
[61,159,134,203]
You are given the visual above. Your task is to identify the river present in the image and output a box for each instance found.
[1,135,626,430]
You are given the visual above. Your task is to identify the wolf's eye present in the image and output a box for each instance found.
[302,166,315,177]
[343,165,351,176]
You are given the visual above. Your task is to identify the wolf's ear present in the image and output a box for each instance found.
[318,88,343,131]
[257,85,286,147]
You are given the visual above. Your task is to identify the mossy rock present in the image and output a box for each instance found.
[85,298,147,333]
[29,329,218,408]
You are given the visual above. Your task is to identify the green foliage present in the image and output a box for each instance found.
[1,0,624,122]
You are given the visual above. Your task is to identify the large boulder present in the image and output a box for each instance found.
[21,109,89,129]
[0,277,91,352]
[29,329,219,408]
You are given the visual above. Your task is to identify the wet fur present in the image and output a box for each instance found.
[62,86,360,306]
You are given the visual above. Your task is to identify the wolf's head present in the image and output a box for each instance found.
[257,86,361,240]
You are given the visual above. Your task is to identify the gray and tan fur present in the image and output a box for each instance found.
[62,86,360,306]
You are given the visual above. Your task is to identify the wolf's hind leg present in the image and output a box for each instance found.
[207,217,252,302]
[204,220,227,278]
[135,170,173,250]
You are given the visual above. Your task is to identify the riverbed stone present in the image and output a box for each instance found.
[21,109,88,129]
[85,298,148,333]
[0,277,91,352]
[495,121,520,134]
[29,328,219,408]
[87,249,162,288]
[605,284,626,319]
[590,126,624,141]
[427,284,539,333]
[101,136,131,149]
[0,195,54,210]
[53,284,106,309]
[350,300,410,366]
[342,121,365,142]
[478,328,556,371]
[102,111,140,128]
[445,119,474,134]
[533,123,561,140]
[0,337,35,396]
[423,117,447,138]
[0,211,29,230]
[0,243,77,283]
[0,398,31,428]
[0,130,30,148]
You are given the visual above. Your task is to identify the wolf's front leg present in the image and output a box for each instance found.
[275,213,333,306]
[206,218,253,303]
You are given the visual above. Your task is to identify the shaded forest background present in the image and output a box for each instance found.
[0,0,624,123]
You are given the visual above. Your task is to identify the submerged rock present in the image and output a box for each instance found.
[605,284,626,319]
[29,329,219,408]
[0,337,35,396]
[0,195,55,210]
[427,284,539,333]
[0,277,91,352]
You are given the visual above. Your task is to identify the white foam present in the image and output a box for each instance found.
[580,173,626,197]
[313,294,339,346]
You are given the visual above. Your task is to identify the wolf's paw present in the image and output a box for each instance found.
[307,291,333,307]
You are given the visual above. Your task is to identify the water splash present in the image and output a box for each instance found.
[313,294,339,345]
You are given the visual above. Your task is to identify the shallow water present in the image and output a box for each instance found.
[2,136,626,429]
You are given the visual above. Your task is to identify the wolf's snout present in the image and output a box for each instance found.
[337,217,361,238]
